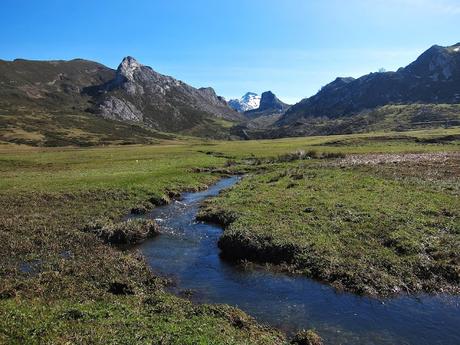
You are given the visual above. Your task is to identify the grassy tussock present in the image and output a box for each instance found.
[83,218,160,245]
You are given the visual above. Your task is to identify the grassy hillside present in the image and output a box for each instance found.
[0,107,240,146]
[0,128,459,343]
[0,58,241,142]
[0,108,179,146]
[243,103,460,138]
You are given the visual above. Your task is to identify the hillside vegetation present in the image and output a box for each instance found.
[241,103,460,138]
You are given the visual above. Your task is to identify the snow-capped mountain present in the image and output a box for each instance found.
[228,92,261,112]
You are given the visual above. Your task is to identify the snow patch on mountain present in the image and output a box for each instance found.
[228,92,261,112]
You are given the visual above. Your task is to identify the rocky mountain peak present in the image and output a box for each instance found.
[199,87,218,98]
[242,91,290,120]
[278,42,460,127]
[242,92,258,100]
[117,56,142,81]
[228,92,261,112]
[198,87,228,106]
[405,43,460,81]
[258,91,286,112]
[87,56,242,130]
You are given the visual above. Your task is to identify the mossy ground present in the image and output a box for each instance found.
[0,127,459,343]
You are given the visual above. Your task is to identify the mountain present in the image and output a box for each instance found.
[0,57,243,145]
[0,58,115,111]
[87,56,243,133]
[228,92,261,112]
[2,43,460,145]
[244,91,290,119]
[229,91,291,139]
[278,43,460,127]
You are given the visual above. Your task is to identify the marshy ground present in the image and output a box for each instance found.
[0,127,459,344]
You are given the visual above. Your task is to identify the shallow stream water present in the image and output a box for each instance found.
[135,177,460,345]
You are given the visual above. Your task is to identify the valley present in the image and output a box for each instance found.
[1,8,460,342]
[1,128,459,344]
[2,43,460,146]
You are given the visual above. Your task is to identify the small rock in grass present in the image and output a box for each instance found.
[304,207,315,213]
[291,173,304,180]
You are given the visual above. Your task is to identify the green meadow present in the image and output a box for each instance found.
[0,127,459,344]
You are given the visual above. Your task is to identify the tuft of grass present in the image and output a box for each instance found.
[83,218,160,245]
[291,329,323,345]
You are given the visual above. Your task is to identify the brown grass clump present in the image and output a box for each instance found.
[291,329,324,345]
[83,218,160,245]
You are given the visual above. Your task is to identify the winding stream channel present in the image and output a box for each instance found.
[133,177,460,345]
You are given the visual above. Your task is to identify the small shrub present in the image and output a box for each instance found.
[108,282,134,295]
[306,150,319,159]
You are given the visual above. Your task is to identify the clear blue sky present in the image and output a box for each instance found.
[1,0,459,103]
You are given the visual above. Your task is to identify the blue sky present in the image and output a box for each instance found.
[1,0,459,103]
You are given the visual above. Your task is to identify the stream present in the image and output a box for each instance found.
[133,176,460,345]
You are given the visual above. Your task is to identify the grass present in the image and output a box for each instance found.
[199,151,460,296]
[0,127,459,343]
[0,143,287,344]
[1,295,284,345]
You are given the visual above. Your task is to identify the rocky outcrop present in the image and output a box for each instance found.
[257,91,289,112]
[90,56,243,132]
[98,96,143,122]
